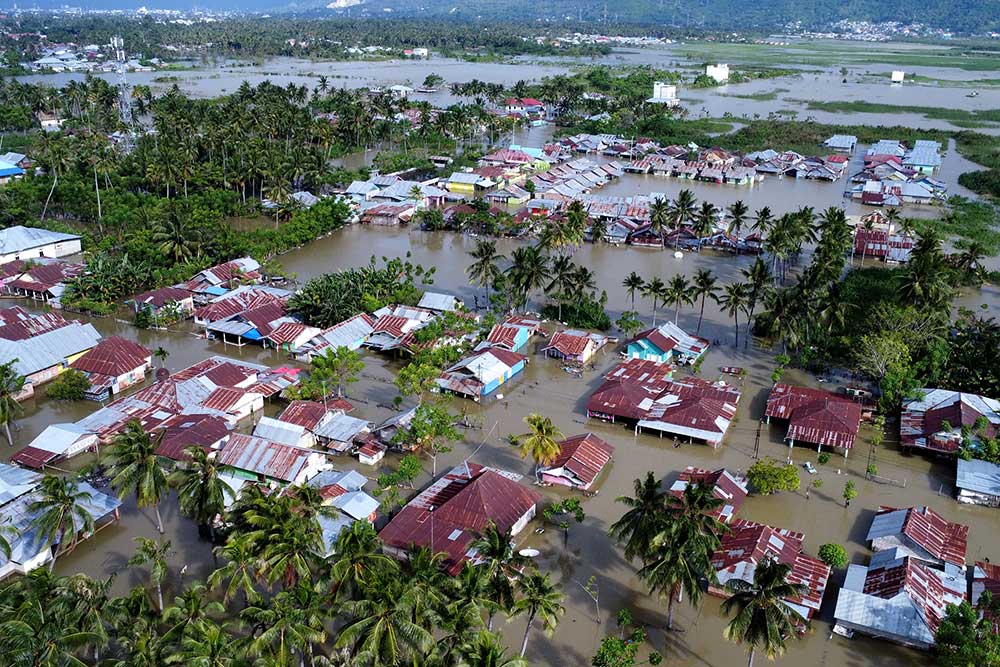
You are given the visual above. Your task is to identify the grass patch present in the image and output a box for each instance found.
[915,197,1000,254]
[789,99,1000,125]
[721,88,789,101]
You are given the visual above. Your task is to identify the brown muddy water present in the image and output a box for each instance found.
[5,223,994,666]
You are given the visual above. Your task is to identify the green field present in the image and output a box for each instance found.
[787,99,1000,128]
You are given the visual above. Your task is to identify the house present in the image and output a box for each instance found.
[955,458,1000,506]
[854,227,915,264]
[360,203,416,226]
[418,292,463,313]
[305,469,380,553]
[668,466,747,524]
[0,152,31,170]
[10,423,99,470]
[3,260,85,307]
[130,286,195,319]
[891,70,906,83]
[900,388,1000,455]
[312,413,373,453]
[824,135,858,153]
[436,347,527,400]
[973,561,1000,608]
[0,159,24,185]
[647,82,679,106]
[445,172,494,196]
[484,321,533,353]
[625,321,709,365]
[183,257,262,302]
[867,140,906,159]
[373,406,418,448]
[484,184,530,205]
[379,462,540,575]
[537,433,614,491]
[293,313,375,361]
[357,440,386,466]
[194,288,297,348]
[0,463,120,579]
[705,63,729,83]
[542,330,611,364]
[765,384,863,456]
[0,310,101,390]
[365,305,436,352]
[253,415,314,449]
[866,506,968,572]
[219,433,331,485]
[634,377,741,447]
[503,98,544,116]
[278,399,353,433]
[153,414,231,461]
[70,336,152,401]
[903,140,942,174]
[834,549,966,649]
[36,110,63,129]
[0,226,82,264]
[709,519,831,621]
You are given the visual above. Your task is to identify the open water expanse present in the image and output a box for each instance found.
[7,39,1000,666]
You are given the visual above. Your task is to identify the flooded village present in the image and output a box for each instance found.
[0,12,999,667]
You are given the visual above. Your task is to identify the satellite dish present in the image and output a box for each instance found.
[673,251,684,259]
[518,548,540,558]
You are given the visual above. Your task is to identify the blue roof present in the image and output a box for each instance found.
[0,161,24,178]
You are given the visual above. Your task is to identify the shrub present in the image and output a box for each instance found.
[47,369,90,400]
[818,543,849,568]
[746,457,800,495]
[817,452,831,465]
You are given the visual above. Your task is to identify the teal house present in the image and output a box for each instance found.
[626,321,710,365]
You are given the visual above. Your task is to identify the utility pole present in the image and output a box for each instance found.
[112,35,134,152]
[753,419,762,459]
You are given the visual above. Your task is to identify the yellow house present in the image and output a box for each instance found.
[446,172,494,196]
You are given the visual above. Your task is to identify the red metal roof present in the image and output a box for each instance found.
[543,331,592,356]
[71,336,150,377]
[0,307,70,341]
[882,506,969,567]
[765,384,862,450]
[267,321,307,344]
[486,324,520,350]
[372,315,409,338]
[10,445,60,469]
[154,414,230,461]
[203,387,251,412]
[203,362,254,388]
[672,466,748,522]
[711,519,831,617]
[545,433,615,487]
[132,286,192,309]
[863,557,963,634]
[218,433,312,482]
[379,463,540,575]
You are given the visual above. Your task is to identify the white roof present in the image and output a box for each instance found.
[956,458,1000,497]
[0,462,42,505]
[0,226,80,255]
[417,292,459,312]
[314,413,371,443]
[330,489,380,520]
[253,416,307,446]
[23,423,94,457]
[0,322,102,377]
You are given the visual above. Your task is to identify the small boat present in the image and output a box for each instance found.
[416,87,437,94]
[967,90,979,98]
[518,548,540,558]
[720,366,744,376]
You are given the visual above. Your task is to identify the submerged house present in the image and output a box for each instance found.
[669,466,747,524]
[834,549,967,649]
[625,321,709,365]
[866,506,968,572]
[11,423,99,470]
[0,462,121,579]
[634,377,741,447]
[183,257,262,302]
[293,313,375,361]
[306,469,380,554]
[709,519,831,622]
[900,388,1000,456]
[69,336,152,401]
[0,307,102,391]
[955,458,1000,506]
[379,462,540,575]
[130,286,195,319]
[436,347,527,400]
[219,433,331,486]
[537,433,615,491]
[0,226,82,264]
[765,384,863,456]
[542,330,611,364]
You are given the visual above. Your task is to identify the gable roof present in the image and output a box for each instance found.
[669,466,748,523]
[154,414,230,461]
[867,506,968,568]
[0,226,80,255]
[218,433,317,483]
[71,336,150,377]
[541,433,615,487]
[765,384,862,450]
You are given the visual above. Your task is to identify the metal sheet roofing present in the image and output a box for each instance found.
[314,413,371,445]
[253,416,307,446]
[0,226,79,255]
[956,458,1000,498]
[867,506,969,568]
[539,433,614,487]
[218,433,315,482]
[0,321,102,377]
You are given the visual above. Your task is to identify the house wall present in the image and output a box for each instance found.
[540,471,577,489]
[446,182,476,195]
[510,505,537,537]
[957,488,1000,507]
[627,342,670,363]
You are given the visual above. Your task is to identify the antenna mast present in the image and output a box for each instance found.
[112,35,134,151]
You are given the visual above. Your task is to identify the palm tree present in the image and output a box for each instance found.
[163,582,225,636]
[642,276,665,326]
[622,272,645,311]
[638,524,712,631]
[459,631,527,667]
[152,207,202,265]
[0,359,25,446]
[649,196,670,245]
[128,537,173,613]
[609,472,669,565]
[668,189,697,248]
[467,240,505,306]
[242,591,326,667]
[506,245,549,311]
[473,522,529,631]
[39,132,70,221]
[663,274,693,325]
[718,282,750,348]
[327,521,393,601]
[751,206,774,237]
[741,259,772,351]
[335,580,434,666]
[29,475,95,572]
[510,572,565,657]
[691,269,718,335]
[168,620,237,667]
[727,200,749,237]
[511,413,564,476]
[105,420,169,534]
[693,200,718,250]
[169,447,233,541]
[545,255,576,322]
[208,534,263,608]
[721,560,808,667]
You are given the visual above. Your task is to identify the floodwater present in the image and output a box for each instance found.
[10,221,989,665]
[15,43,1000,132]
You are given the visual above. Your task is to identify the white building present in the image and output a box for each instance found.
[891,70,905,83]
[647,82,679,107]
[0,226,82,264]
[706,63,730,83]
